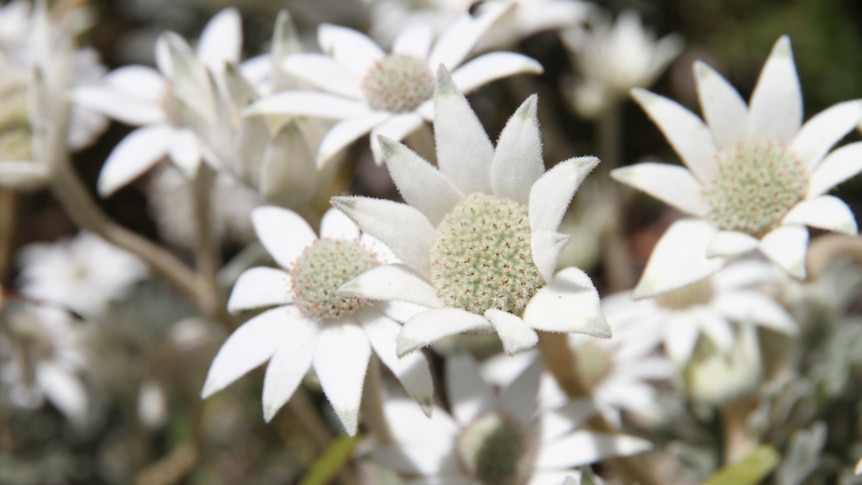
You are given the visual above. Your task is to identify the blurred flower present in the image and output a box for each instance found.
[612,36,862,296]
[562,9,682,119]
[683,323,761,406]
[245,2,542,164]
[17,232,147,319]
[375,352,650,484]
[201,207,434,436]
[334,69,609,356]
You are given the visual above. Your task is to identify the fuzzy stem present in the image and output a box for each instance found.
[361,354,395,446]
[191,164,225,320]
[720,398,757,465]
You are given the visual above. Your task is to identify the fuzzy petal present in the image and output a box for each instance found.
[451,52,543,95]
[339,264,443,308]
[530,156,599,233]
[261,316,319,421]
[398,308,492,357]
[98,125,172,196]
[251,206,317,270]
[783,195,857,235]
[320,208,360,241]
[427,2,511,70]
[491,95,545,203]
[72,85,164,125]
[167,129,201,177]
[707,231,760,258]
[37,362,87,426]
[499,358,541,423]
[105,65,165,100]
[808,142,862,197]
[759,225,808,279]
[369,113,425,164]
[748,36,801,142]
[713,292,798,334]
[695,309,734,353]
[791,100,862,172]
[610,162,708,216]
[536,431,651,468]
[318,24,384,75]
[663,315,701,365]
[244,91,369,119]
[227,267,293,312]
[317,112,390,166]
[281,54,364,99]
[523,268,610,338]
[393,24,434,58]
[531,230,571,282]
[485,310,540,355]
[313,322,371,436]
[197,8,242,69]
[447,352,495,426]
[693,61,748,147]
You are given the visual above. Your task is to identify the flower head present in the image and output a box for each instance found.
[612,36,862,296]
[201,207,434,436]
[333,68,610,356]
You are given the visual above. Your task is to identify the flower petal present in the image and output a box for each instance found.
[523,267,610,338]
[227,267,293,312]
[713,292,798,334]
[197,8,242,69]
[485,310,539,355]
[393,24,434,58]
[320,207,360,241]
[451,52,543,95]
[332,196,436,276]
[359,309,434,414]
[72,85,164,125]
[369,112,425,164]
[808,142,862,198]
[693,61,748,147]
[791,100,862,172]
[610,162,708,216]
[261,316,319,421]
[531,230,570,282]
[433,67,494,195]
[317,112,391,166]
[427,2,511,70]
[398,308,492,357]
[748,36,801,142]
[694,309,734,353]
[631,88,717,183]
[0,162,49,190]
[281,54,364,99]
[536,430,651,468]
[491,94,545,203]
[758,225,808,279]
[167,129,201,177]
[318,23,384,75]
[244,91,369,119]
[499,357,541,423]
[98,125,173,196]
[313,322,371,436]
[783,195,857,235]
[200,306,298,398]
[251,206,317,270]
[381,136,464,225]
[663,315,701,365]
[706,231,760,258]
[529,156,599,233]
[632,219,726,299]
[447,352,495,426]
[538,399,598,442]
[339,263,443,308]
[37,362,88,426]
[105,65,165,100]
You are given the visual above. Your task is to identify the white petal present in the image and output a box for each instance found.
[332,196,435,276]
[531,230,570,282]
[0,162,49,190]
[447,352,495,426]
[197,8,242,69]
[694,309,734,352]
[523,267,610,338]
[491,95,544,203]
[783,195,857,235]
[359,310,434,414]
[313,322,371,436]
[536,431,651,468]
[398,308,492,357]
[713,292,798,334]
[167,129,201,176]
[791,100,862,172]
[244,91,369,119]
[632,219,726,299]
[320,207,360,241]
[748,36,802,142]
[610,162,708,216]
[693,61,748,147]
[539,399,598,442]
[317,112,391,166]
[707,231,760,258]
[251,206,317,270]
[631,88,717,183]
[808,142,862,197]
[318,23,384,75]
[105,65,165,100]
[339,264,443,308]
[281,54,364,99]
[393,24,433,58]
[433,67,494,195]
[383,398,459,446]
[262,317,319,421]
[72,85,164,125]
[485,310,539,355]
[451,52,543,95]
[227,267,293,312]
[369,113,425,164]
[759,225,808,279]
[663,315,701,365]
[36,362,87,425]
[529,156,599,233]
[499,358,541,423]
[98,125,172,196]
[427,2,511,70]
[380,136,463,225]
[200,306,299,398]
[360,232,398,264]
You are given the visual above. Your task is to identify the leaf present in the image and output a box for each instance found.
[704,445,780,485]
[299,434,360,485]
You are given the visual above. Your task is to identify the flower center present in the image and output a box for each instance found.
[701,138,808,237]
[361,54,434,113]
[655,278,714,310]
[457,412,530,485]
[429,193,545,316]
[574,341,615,391]
[289,239,378,321]
[0,86,32,160]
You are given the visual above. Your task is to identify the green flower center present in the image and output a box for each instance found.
[655,278,714,310]
[289,239,378,321]
[429,193,545,316]
[701,138,808,238]
[0,87,32,160]
[361,54,434,113]
[457,412,530,485]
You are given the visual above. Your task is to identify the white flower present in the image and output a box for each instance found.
[244,2,542,164]
[375,352,650,484]
[200,207,435,436]
[562,9,682,118]
[333,68,610,357]
[17,232,147,319]
[73,8,242,195]
[683,323,762,406]
[602,258,796,367]
[611,36,862,296]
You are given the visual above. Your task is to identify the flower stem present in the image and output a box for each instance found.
[191,164,225,320]
[361,354,395,446]
[720,397,757,465]
[0,188,17,282]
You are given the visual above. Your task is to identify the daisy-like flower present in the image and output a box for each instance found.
[611,36,862,296]
[562,9,682,119]
[17,232,147,319]
[375,352,651,485]
[72,8,242,196]
[200,207,434,436]
[602,254,796,367]
[244,2,543,164]
[333,68,610,357]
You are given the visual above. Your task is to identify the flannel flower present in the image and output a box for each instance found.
[374,352,650,485]
[244,2,542,164]
[200,207,434,436]
[612,36,862,297]
[333,68,610,357]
